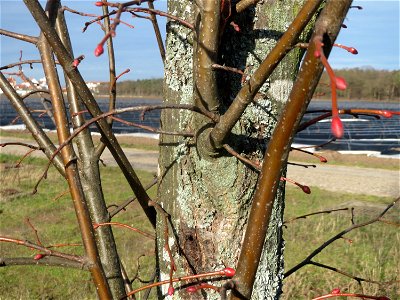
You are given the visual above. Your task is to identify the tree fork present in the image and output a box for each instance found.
[230,0,353,298]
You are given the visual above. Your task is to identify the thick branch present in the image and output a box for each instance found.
[231,1,351,299]
[193,0,221,113]
[36,1,112,298]
[210,0,323,149]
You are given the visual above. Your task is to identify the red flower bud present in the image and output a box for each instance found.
[335,76,347,90]
[186,286,198,293]
[314,50,321,58]
[95,1,104,6]
[301,185,311,194]
[348,47,358,54]
[331,288,341,294]
[331,116,344,139]
[223,267,236,277]
[72,59,79,68]
[319,156,327,163]
[230,21,240,32]
[34,254,45,260]
[94,44,104,57]
[168,285,174,296]
[381,110,393,118]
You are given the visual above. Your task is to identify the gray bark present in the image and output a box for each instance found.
[158,1,310,298]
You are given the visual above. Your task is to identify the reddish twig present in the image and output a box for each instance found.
[15,148,38,167]
[124,268,236,298]
[291,147,328,163]
[109,177,158,218]
[0,237,84,263]
[148,200,176,295]
[211,64,244,75]
[52,189,69,201]
[93,222,155,239]
[223,144,312,193]
[110,115,195,137]
[312,292,390,300]
[25,218,42,246]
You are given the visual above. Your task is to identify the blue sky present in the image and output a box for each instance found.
[0,0,399,82]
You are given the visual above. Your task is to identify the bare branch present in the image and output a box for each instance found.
[284,208,350,224]
[0,28,38,44]
[309,260,400,286]
[0,237,84,263]
[0,256,88,270]
[284,197,400,278]
[0,60,57,71]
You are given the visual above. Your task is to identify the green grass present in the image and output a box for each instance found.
[0,154,398,299]
[0,153,157,299]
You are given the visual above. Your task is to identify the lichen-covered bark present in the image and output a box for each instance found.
[159,1,309,299]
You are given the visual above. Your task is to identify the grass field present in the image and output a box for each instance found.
[0,153,398,299]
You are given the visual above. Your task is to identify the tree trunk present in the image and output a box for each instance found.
[158,1,311,298]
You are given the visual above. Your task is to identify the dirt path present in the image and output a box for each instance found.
[1,137,398,198]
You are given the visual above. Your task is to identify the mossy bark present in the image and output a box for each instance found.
[158,1,310,298]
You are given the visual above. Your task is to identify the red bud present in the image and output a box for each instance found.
[230,21,240,32]
[94,44,104,57]
[331,288,341,294]
[95,1,104,6]
[72,59,79,68]
[168,285,174,296]
[34,254,45,260]
[223,267,236,277]
[331,116,344,139]
[335,76,347,90]
[319,156,327,163]
[186,286,197,293]
[381,110,393,118]
[314,50,321,58]
[301,185,311,194]
[348,47,358,54]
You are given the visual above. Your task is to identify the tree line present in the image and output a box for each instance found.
[97,78,163,97]
[315,67,399,101]
[97,68,399,101]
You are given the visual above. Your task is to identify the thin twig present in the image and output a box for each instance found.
[93,222,155,239]
[0,29,38,44]
[0,237,84,263]
[309,260,400,286]
[284,208,349,224]
[284,197,400,278]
